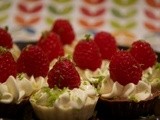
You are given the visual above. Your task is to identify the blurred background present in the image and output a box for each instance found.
[0,0,160,51]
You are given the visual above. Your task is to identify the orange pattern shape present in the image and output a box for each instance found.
[15,15,40,26]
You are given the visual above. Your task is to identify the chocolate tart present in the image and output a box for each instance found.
[96,90,160,119]
[0,99,33,120]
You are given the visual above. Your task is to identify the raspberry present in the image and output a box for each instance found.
[0,47,17,83]
[51,19,75,45]
[17,45,49,77]
[0,27,13,49]
[129,40,157,70]
[48,58,80,89]
[37,31,64,62]
[73,35,102,71]
[109,51,142,86]
[94,31,117,60]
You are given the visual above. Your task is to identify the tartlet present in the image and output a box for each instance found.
[30,81,98,120]
[96,40,160,119]
[30,58,98,120]
[0,74,47,119]
[0,44,50,119]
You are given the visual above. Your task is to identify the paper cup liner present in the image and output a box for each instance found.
[96,91,160,119]
[30,97,98,120]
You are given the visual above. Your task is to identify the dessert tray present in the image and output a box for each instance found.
[4,41,158,120]
[0,0,160,52]
[0,0,160,119]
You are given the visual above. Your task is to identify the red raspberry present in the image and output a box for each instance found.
[51,19,75,45]
[48,58,80,89]
[17,45,49,77]
[37,32,64,62]
[129,40,157,70]
[73,35,102,71]
[0,27,13,49]
[109,51,142,86]
[0,47,17,83]
[94,31,117,60]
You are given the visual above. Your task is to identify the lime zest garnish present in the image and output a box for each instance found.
[145,90,149,94]
[43,86,66,106]
[93,76,105,83]
[77,97,82,105]
[155,63,160,70]
[129,95,138,102]
[17,73,24,80]
[83,81,88,85]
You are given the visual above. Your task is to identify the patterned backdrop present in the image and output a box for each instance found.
[0,0,160,51]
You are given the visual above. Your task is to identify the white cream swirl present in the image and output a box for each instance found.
[30,81,98,120]
[30,80,97,107]
[76,60,153,102]
[98,78,152,102]
[76,60,110,86]
[0,74,47,104]
[142,63,160,89]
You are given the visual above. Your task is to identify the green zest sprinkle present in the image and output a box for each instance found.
[77,97,82,105]
[129,95,138,102]
[43,87,66,106]
[42,87,51,93]
[83,81,88,85]
[145,90,148,94]
[17,73,24,80]
[93,76,105,83]
[155,63,160,69]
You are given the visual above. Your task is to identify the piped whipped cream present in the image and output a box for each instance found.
[30,80,98,120]
[76,60,153,102]
[142,63,160,89]
[76,60,110,86]
[30,80,97,107]
[98,78,152,102]
[0,74,47,104]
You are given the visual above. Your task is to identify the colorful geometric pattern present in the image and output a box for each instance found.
[0,0,160,51]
